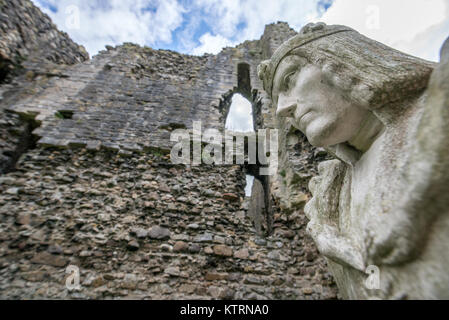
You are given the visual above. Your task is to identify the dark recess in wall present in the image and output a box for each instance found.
[0,112,40,174]
[0,58,11,83]
[237,63,251,99]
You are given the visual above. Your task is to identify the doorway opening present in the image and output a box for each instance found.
[220,62,273,236]
[225,92,255,197]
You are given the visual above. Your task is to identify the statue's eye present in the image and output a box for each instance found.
[283,71,295,90]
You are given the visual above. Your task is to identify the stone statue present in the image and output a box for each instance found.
[258,22,449,299]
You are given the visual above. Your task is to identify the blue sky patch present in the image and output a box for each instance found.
[31,0,447,62]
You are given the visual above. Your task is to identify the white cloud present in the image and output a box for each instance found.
[32,0,185,57]
[317,0,449,62]
[189,0,322,54]
[32,0,448,62]
[32,0,323,56]
[192,32,235,55]
[236,0,321,40]
[190,0,448,59]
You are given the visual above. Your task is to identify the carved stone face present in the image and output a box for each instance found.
[272,56,369,147]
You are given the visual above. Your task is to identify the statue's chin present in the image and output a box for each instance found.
[292,117,342,147]
[305,129,333,148]
[306,136,326,148]
[304,119,347,148]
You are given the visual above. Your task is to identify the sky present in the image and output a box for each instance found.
[32,0,449,62]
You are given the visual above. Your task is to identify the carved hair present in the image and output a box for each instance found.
[259,23,436,111]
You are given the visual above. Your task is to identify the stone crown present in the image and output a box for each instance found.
[257,22,355,98]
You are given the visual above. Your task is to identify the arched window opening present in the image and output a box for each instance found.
[225,93,254,132]
[225,93,255,196]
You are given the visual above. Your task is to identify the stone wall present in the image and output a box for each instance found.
[0,147,336,299]
[0,0,89,174]
[0,0,88,81]
[0,0,337,299]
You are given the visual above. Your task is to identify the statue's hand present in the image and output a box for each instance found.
[305,159,365,271]
[307,220,365,271]
[305,159,345,225]
[366,206,431,266]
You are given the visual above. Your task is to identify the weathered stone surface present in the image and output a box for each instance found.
[0,0,88,81]
[127,240,140,251]
[148,226,171,240]
[213,245,233,257]
[194,233,213,243]
[222,193,239,201]
[260,22,449,299]
[173,241,189,252]
[248,178,265,235]
[0,0,88,174]
[0,146,336,300]
[131,228,148,239]
[205,272,228,281]
[234,248,250,260]
[30,252,67,267]
[164,267,181,277]
[0,0,337,300]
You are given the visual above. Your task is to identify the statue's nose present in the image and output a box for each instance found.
[276,93,296,118]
